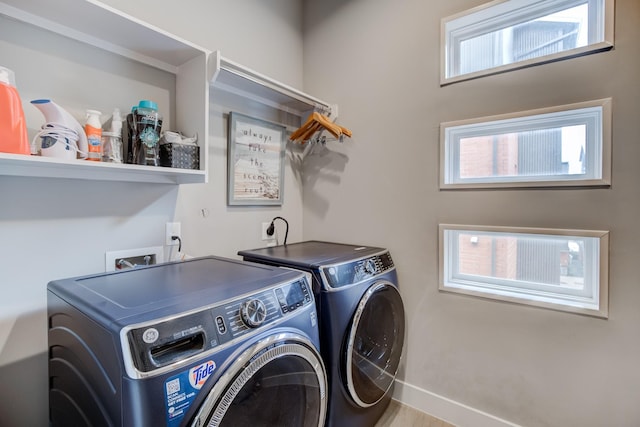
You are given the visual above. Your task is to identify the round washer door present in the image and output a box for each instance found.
[345,281,405,407]
[190,333,327,427]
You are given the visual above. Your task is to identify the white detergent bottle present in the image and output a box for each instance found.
[85,109,102,161]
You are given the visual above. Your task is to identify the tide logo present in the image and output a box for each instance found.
[189,360,216,390]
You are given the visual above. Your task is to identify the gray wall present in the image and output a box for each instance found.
[3,1,639,426]
[302,0,640,426]
[0,1,305,425]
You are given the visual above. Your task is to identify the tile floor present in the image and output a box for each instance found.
[375,400,455,427]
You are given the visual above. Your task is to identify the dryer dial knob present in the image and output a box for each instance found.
[363,259,377,275]
[240,299,267,328]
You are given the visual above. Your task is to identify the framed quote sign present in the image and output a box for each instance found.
[227,112,286,205]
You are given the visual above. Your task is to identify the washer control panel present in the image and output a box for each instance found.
[126,277,313,373]
[321,251,395,289]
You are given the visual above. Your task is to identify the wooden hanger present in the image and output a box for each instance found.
[290,112,352,144]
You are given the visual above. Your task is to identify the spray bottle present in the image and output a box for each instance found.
[102,108,123,163]
[85,109,102,161]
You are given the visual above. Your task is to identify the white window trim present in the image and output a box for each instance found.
[440,0,615,85]
[439,98,612,189]
[439,224,610,318]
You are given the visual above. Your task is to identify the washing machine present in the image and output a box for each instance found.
[47,256,327,427]
[239,241,405,427]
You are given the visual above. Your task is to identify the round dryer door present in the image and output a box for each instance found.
[190,333,327,427]
[345,281,405,407]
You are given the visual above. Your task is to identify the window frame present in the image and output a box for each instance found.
[440,0,615,85]
[439,98,612,189]
[439,224,610,318]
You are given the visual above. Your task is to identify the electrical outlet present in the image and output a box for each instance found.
[262,222,275,241]
[166,222,181,246]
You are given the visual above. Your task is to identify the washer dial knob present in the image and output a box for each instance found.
[240,299,267,328]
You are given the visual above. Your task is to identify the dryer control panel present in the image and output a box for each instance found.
[124,277,313,376]
[321,251,395,289]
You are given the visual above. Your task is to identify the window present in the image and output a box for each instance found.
[439,224,609,317]
[440,98,611,189]
[441,0,614,84]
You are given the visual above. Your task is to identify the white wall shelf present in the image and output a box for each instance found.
[0,0,209,184]
[209,51,337,119]
[0,152,205,184]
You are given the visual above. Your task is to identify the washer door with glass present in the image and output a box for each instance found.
[189,333,326,427]
[345,281,405,407]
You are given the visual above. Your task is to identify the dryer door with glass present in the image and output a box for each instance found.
[189,333,327,427]
[344,281,405,407]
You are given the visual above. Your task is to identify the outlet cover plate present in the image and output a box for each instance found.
[262,222,275,241]
[166,222,181,246]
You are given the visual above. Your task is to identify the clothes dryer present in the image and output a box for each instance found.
[47,256,326,427]
[239,241,405,427]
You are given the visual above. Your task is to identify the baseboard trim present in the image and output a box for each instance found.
[392,380,521,427]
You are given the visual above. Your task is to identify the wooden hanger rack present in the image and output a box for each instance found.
[289,112,352,144]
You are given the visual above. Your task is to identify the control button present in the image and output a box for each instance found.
[310,311,317,327]
[215,316,227,335]
[240,299,267,328]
